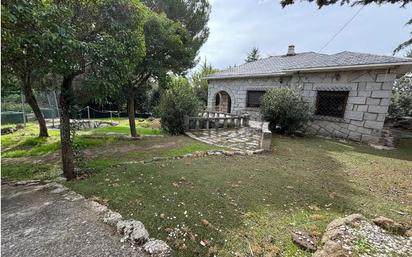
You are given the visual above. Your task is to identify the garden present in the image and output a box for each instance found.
[2,0,412,256]
[2,120,411,256]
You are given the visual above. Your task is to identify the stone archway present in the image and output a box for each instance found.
[214,91,232,113]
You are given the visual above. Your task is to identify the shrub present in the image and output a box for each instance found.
[260,88,311,134]
[388,75,412,119]
[157,77,200,135]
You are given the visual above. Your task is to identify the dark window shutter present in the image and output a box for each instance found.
[247,91,265,107]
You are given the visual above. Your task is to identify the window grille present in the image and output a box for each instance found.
[315,91,349,118]
[246,91,265,108]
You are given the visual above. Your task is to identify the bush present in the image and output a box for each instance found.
[157,77,200,135]
[260,88,311,134]
[388,75,412,119]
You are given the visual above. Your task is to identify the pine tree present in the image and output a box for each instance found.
[245,47,261,63]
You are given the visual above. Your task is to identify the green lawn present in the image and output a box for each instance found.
[84,118,163,135]
[1,119,162,158]
[2,122,411,256]
[65,135,412,257]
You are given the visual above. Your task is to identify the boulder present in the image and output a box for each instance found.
[291,230,317,252]
[103,211,123,226]
[372,216,408,235]
[312,241,350,257]
[116,220,149,245]
[321,214,365,244]
[143,239,171,257]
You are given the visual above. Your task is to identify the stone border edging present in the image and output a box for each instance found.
[81,133,164,141]
[7,180,172,257]
[117,149,265,166]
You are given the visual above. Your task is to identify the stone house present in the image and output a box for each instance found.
[205,46,412,144]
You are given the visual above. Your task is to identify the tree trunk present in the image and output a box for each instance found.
[127,89,138,138]
[59,76,75,180]
[22,77,49,137]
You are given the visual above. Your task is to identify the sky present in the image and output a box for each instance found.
[196,0,411,70]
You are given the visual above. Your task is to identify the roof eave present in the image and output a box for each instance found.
[284,62,412,73]
[205,62,412,80]
[205,72,287,80]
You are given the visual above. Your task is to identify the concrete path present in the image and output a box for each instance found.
[1,184,146,257]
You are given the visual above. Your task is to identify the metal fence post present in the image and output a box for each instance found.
[87,106,91,121]
[20,90,26,127]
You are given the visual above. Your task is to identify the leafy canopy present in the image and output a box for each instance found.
[260,88,311,134]
[1,0,61,81]
[190,59,219,105]
[245,47,261,63]
[142,0,211,53]
[157,76,200,135]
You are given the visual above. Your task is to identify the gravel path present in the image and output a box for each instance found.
[1,184,147,257]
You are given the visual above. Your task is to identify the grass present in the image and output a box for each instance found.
[86,118,163,135]
[64,135,412,257]
[1,163,62,182]
[1,119,162,158]
[2,122,411,256]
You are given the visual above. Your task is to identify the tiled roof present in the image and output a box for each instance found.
[206,51,412,79]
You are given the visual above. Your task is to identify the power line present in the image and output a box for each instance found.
[319,6,364,53]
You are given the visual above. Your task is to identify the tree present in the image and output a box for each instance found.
[280,0,411,53]
[389,51,412,118]
[157,76,200,135]
[43,0,147,180]
[117,0,210,138]
[121,12,199,138]
[245,47,261,63]
[2,0,54,137]
[142,0,211,52]
[389,75,412,118]
[190,59,219,106]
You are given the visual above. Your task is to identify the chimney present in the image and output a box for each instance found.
[287,45,295,56]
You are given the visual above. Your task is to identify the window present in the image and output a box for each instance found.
[246,91,265,108]
[315,91,349,118]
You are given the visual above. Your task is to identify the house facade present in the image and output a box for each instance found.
[206,46,412,144]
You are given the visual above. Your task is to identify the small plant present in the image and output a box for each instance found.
[157,76,200,135]
[260,88,311,134]
[354,238,372,256]
[389,75,412,119]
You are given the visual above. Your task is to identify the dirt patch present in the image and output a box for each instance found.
[83,141,178,159]
[1,137,184,165]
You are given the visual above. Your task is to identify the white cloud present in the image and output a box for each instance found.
[196,0,411,70]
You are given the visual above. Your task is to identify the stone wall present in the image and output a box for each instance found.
[207,69,399,144]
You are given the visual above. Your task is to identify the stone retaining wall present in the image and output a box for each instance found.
[208,69,399,144]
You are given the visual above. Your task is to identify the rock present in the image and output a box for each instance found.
[315,214,412,257]
[291,230,317,252]
[224,151,235,156]
[405,228,412,237]
[312,241,349,257]
[116,220,149,245]
[143,239,171,257]
[372,216,408,235]
[326,214,364,231]
[1,127,16,135]
[103,211,123,226]
[14,180,41,186]
[88,201,108,214]
[152,157,167,161]
[50,187,68,194]
[321,214,365,244]
[54,176,67,182]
